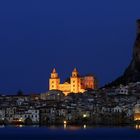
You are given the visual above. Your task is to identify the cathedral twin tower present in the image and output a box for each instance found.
[49,68,96,95]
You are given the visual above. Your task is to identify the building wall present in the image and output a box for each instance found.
[59,83,71,95]
[82,76,95,89]
[14,109,40,123]
[134,104,140,121]
[49,69,60,90]
[134,113,140,121]
[49,68,96,95]
[49,78,60,90]
[70,77,81,93]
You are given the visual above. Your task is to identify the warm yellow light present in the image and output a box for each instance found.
[83,114,87,118]
[64,121,67,129]
[19,125,23,128]
[135,118,140,121]
[64,124,67,129]
[134,113,140,121]
[64,120,67,124]
[19,118,23,122]
[83,124,86,129]
[135,125,140,129]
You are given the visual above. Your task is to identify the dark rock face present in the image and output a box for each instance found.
[105,20,140,87]
[124,20,140,81]
[129,20,140,72]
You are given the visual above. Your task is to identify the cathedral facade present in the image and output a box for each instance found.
[49,68,97,95]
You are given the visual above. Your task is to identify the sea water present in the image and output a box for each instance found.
[0,125,139,140]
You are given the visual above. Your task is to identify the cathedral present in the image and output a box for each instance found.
[49,68,97,95]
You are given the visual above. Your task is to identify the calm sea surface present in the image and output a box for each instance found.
[0,125,139,140]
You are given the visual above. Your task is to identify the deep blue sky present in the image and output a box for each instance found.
[0,0,140,94]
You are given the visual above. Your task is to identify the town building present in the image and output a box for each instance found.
[115,85,129,95]
[40,90,64,101]
[49,68,97,95]
[134,103,140,121]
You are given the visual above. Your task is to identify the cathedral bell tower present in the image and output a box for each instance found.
[70,68,81,93]
[49,68,60,90]
[72,68,79,77]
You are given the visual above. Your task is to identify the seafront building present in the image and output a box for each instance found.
[0,89,139,125]
[0,69,139,125]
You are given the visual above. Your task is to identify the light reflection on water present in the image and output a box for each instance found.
[63,120,67,129]
[63,125,81,130]
[16,125,23,128]
[135,125,140,129]
[49,124,82,130]
[0,126,139,140]
[0,124,140,130]
[83,124,87,129]
[63,124,87,130]
[0,125,4,128]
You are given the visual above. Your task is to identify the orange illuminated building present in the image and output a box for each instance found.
[134,104,140,121]
[49,68,97,95]
[134,113,140,121]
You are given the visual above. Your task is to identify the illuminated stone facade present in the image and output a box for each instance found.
[134,104,140,121]
[49,68,96,95]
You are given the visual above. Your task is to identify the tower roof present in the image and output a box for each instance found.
[73,68,78,72]
[52,68,56,73]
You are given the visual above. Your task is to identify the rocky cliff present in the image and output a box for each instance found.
[105,20,140,87]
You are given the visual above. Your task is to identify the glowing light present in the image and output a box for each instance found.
[63,120,67,129]
[19,118,23,122]
[83,114,87,118]
[17,125,23,128]
[134,113,140,121]
[64,124,67,129]
[135,125,140,129]
[64,120,67,124]
[83,124,87,129]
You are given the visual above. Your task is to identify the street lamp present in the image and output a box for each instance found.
[63,120,67,129]
[83,114,87,118]
[64,120,67,124]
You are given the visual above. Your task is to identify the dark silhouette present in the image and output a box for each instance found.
[105,20,140,87]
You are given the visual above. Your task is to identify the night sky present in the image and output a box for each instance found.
[0,0,140,94]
